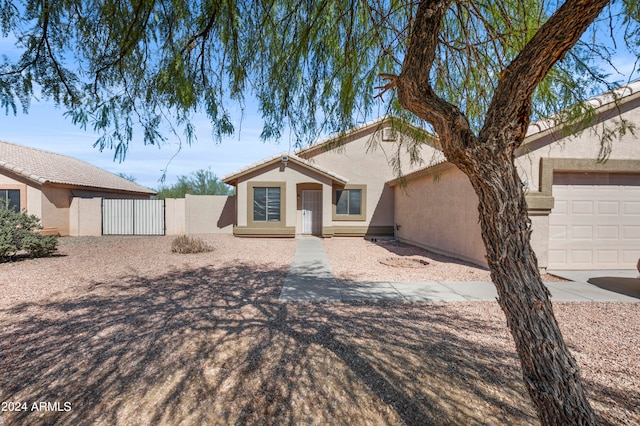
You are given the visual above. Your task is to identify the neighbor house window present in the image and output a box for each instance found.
[336,188,361,215]
[0,189,20,212]
[253,187,281,222]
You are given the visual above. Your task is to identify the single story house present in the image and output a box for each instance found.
[223,81,640,271]
[222,118,440,238]
[0,140,156,236]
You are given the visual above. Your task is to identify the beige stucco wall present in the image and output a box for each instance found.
[516,95,640,192]
[0,171,41,217]
[41,186,73,235]
[69,197,102,236]
[235,162,333,233]
[395,96,640,270]
[165,198,186,235]
[394,166,487,267]
[184,194,235,234]
[304,127,443,231]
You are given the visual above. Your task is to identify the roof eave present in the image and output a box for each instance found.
[222,155,348,185]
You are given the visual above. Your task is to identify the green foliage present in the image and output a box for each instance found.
[1,0,635,158]
[0,202,58,261]
[155,168,234,199]
[171,235,214,254]
[116,172,138,183]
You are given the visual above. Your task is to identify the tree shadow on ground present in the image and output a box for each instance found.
[2,262,540,424]
[588,276,640,299]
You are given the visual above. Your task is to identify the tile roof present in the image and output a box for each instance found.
[525,79,640,138]
[222,152,348,184]
[294,117,390,157]
[0,140,156,194]
[388,79,640,185]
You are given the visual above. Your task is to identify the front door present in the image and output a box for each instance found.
[302,190,322,235]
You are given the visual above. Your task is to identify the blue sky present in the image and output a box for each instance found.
[0,98,295,190]
[1,15,638,191]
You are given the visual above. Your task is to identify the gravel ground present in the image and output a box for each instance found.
[323,237,566,282]
[0,235,638,425]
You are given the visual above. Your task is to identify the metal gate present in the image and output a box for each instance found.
[102,199,165,235]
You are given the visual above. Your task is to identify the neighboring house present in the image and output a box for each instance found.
[0,141,156,236]
[390,81,640,271]
[222,118,440,238]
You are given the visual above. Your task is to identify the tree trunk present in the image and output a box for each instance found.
[457,146,595,425]
[392,0,610,422]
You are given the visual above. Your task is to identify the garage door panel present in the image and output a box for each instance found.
[623,225,640,239]
[623,201,640,214]
[571,200,594,214]
[597,201,619,214]
[549,225,567,240]
[570,250,593,264]
[554,199,568,214]
[548,172,640,269]
[623,250,640,263]
[549,250,566,263]
[597,250,619,264]
[597,226,618,239]
[571,225,593,239]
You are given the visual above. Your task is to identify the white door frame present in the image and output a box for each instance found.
[302,190,322,235]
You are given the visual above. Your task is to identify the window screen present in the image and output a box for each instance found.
[336,189,361,215]
[1,189,20,212]
[253,187,281,222]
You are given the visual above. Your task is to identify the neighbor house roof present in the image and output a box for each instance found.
[222,152,348,185]
[0,140,156,194]
[388,79,640,186]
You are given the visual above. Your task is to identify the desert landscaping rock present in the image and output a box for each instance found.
[1,235,638,425]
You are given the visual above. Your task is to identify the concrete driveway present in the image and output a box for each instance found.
[548,270,640,300]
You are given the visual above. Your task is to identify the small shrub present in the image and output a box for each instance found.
[171,235,214,254]
[0,202,58,261]
[21,232,58,258]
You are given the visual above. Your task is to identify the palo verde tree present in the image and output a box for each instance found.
[1,0,639,423]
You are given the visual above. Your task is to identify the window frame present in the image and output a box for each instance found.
[253,186,281,222]
[332,184,366,221]
[0,185,26,213]
[247,181,286,228]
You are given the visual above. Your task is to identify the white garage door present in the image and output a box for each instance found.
[548,173,640,270]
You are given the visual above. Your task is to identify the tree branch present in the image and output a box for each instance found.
[374,73,397,98]
[481,0,610,148]
[396,0,476,164]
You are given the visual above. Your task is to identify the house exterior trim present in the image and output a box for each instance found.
[246,181,287,229]
[233,226,296,237]
[332,184,367,221]
[332,225,394,237]
[539,158,640,196]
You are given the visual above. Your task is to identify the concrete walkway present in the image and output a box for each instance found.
[279,237,640,303]
[280,236,342,302]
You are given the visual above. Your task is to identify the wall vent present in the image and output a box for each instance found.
[382,127,396,141]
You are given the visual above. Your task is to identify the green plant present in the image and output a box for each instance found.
[171,235,213,254]
[155,168,234,199]
[0,202,58,261]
